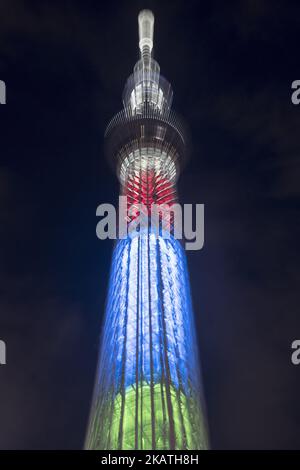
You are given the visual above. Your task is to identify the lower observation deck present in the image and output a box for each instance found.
[104,106,189,181]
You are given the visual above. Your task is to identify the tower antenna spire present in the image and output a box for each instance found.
[138,9,154,62]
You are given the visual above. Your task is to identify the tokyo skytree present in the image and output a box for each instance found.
[85,10,209,450]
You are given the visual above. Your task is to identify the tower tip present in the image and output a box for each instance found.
[138,9,154,59]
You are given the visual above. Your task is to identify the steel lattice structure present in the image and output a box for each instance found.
[85,10,209,450]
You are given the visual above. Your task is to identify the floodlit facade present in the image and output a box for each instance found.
[85,10,209,450]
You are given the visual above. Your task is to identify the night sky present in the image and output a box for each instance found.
[0,0,299,449]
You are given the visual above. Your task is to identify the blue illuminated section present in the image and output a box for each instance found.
[86,232,209,450]
[100,232,198,390]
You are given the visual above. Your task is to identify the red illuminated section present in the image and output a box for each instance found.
[123,169,177,227]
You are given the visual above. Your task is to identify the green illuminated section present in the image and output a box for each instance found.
[87,383,208,450]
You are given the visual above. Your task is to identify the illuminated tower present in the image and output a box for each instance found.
[85,10,209,450]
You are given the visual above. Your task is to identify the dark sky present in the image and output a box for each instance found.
[0,0,299,449]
